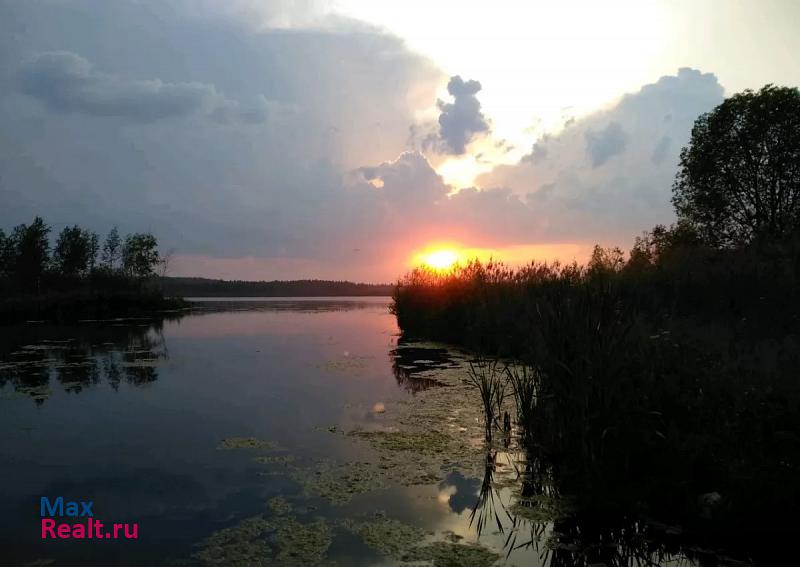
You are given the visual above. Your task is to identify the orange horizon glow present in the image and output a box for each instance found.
[409,242,594,273]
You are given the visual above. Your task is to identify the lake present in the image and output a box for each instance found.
[0,298,705,566]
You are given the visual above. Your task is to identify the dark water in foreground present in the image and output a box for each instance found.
[0,299,719,566]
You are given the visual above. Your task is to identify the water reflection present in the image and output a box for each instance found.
[455,445,712,567]
[469,451,512,538]
[188,296,390,314]
[0,304,749,566]
[0,318,171,403]
[390,341,454,393]
[439,471,481,514]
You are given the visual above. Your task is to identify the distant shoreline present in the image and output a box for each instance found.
[185,296,391,301]
[161,277,393,298]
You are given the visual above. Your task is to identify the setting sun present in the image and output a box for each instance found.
[421,249,460,270]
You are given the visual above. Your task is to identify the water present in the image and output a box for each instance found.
[0,299,707,566]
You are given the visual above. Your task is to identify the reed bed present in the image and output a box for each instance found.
[393,238,800,534]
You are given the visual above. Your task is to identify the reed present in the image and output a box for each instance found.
[505,364,538,445]
[466,356,507,442]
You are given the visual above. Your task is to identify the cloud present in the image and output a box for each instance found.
[427,75,490,155]
[584,121,627,167]
[348,151,535,252]
[0,0,442,281]
[0,1,730,281]
[651,135,672,165]
[18,51,267,123]
[478,68,725,244]
[358,151,449,205]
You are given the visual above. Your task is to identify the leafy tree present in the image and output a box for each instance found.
[673,84,800,247]
[122,233,160,278]
[0,228,14,278]
[53,225,95,276]
[12,216,50,290]
[101,226,122,271]
[588,245,625,274]
[627,222,701,270]
[88,231,99,272]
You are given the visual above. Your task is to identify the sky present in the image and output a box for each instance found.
[1,0,798,282]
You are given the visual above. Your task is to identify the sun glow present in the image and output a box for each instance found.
[419,248,460,270]
[408,242,594,276]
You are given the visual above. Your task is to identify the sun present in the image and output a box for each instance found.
[421,249,460,270]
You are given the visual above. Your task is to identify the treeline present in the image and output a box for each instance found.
[0,216,181,321]
[0,216,162,290]
[160,277,393,297]
[393,84,800,553]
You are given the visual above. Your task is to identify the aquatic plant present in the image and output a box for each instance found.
[466,356,507,442]
[468,452,512,537]
[505,364,538,445]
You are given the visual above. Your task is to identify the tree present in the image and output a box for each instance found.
[53,225,95,276]
[101,226,122,271]
[627,222,701,270]
[0,228,14,278]
[122,233,160,278]
[673,84,800,247]
[88,231,99,272]
[588,245,625,274]
[12,216,50,290]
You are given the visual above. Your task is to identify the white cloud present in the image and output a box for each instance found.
[479,68,725,244]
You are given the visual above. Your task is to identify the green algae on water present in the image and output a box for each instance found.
[254,454,295,466]
[401,541,500,567]
[288,459,385,505]
[267,496,292,516]
[217,437,276,451]
[194,514,333,567]
[193,517,272,567]
[339,517,426,559]
[269,516,332,566]
[348,429,452,456]
[254,454,295,465]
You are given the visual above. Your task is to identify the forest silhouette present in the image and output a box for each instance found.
[0,220,183,321]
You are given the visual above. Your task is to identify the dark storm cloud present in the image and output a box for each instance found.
[584,121,627,167]
[0,0,442,275]
[429,75,490,154]
[18,51,266,123]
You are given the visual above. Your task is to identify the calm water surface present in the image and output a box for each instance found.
[0,299,701,566]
